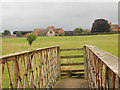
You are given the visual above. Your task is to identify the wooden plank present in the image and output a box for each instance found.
[6,61,14,88]
[61,73,84,76]
[0,61,2,89]
[60,55,83,58]
[61,62,84,66]
[84,45,118,77]
[60,48,83,51]
[83,46,88,79]
[0,46,59,59]
[57,46,61,79]
[14,59,19,88]
[61,69,84,72]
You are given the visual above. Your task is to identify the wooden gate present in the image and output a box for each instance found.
[60,48,84,77]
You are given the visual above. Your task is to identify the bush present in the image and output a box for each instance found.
[82,30,91,34]
[16,32,22,37]
[74,28,83,35]
[26,34,37,46]
[0,33,4,37]
[55,34,58,36]
[4,30,11,35]
[59,33,64,36]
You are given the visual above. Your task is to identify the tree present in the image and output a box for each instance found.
[81,29,91,34]
[59,33,64,36]
[26,34,37,46]
[91,19,110,33]
[0,33,4,37]
[4,30,11,35]
[74,28,83,35]
[16,32,22,37]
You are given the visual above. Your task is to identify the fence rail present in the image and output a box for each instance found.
[60,48,84,77]
[0,46,60,89]
[84,45,119,89]
[60,48,83,51]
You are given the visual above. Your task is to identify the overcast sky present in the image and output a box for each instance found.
[1,1,118,33]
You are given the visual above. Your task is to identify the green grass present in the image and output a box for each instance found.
[1,34,118,88]
[2,34,118,56]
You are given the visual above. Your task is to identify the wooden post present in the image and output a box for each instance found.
[104,65,108,89]
[6,60,14,88]
[0,59,2,89]
[100,60,103,89]
[108,68,113,89]
[29,54,35,88]
[57,46,61,79]
[84,46,88,79]
[45,49,49,88]
[118,77,120,89]
[14,57,19,88]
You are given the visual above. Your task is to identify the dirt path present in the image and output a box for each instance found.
[55,77,88,88]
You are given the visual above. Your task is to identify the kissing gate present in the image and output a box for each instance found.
[0,45,119,89]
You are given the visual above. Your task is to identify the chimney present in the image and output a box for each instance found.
[109,22,112,25]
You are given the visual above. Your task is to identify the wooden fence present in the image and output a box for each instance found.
[0,46,60,89]
[60,48,84,77]
[84,45,119,89]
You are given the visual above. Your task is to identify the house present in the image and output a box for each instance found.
[34,26,64,36]
[109,22,119,32]
[13,31,32,36]
[53,28,65,35]
[34,28,55,37]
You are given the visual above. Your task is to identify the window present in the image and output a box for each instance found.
[50,31,52,33]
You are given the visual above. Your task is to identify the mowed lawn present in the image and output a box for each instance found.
[2,34,118,56]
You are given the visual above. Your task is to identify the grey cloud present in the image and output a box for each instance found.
[2,2,118,33]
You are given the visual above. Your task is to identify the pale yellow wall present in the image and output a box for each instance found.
[46,29,55,37]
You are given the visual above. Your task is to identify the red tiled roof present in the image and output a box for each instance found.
[47,26,55,29]
[112,28,118,31]
[88,30,91,31]
[34,29,49,35]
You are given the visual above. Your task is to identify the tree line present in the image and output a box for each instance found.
[1,19,117,37]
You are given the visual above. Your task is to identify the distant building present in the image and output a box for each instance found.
[109,22,119,32]
[13,31,32,36]
[34,28,55,37]
[54,28,65,35]
[34,26,64,36]
[64,31,75,35]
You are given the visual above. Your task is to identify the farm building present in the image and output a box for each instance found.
[109,22,119,32]
[34,26,64,36]
[64,31,76,35]
[13,31,32,36]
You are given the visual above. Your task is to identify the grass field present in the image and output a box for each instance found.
[1,34,118,88]
[2,34,118,56]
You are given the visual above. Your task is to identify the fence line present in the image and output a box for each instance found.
[0,46,60,89]
[60,48,84,77]
[84,45,119,89]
